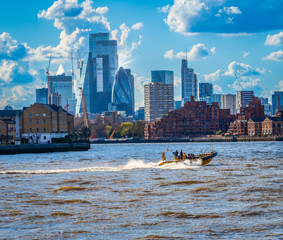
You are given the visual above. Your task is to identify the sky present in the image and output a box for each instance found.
[0,0,283,110]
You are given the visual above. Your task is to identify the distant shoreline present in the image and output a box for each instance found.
[91,136,283,144]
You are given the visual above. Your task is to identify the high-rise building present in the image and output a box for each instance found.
[76,33,118,115]
[209,94,222,108]
[151,70,174,85]
[236,91,254,113]
[111,67,134,116]
[259,97,272,116]
[272,91,283,115]
[48,92,62,106]
[181,59,197,103]
[125,69,135,115]
[221,94,236,115]
[49,65,72,108]
[36,88,48,104]
[144,82,173,122]
[199,83,213,101]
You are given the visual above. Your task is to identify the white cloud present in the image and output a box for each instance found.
[111,23,143,66]
[218,6,242,15]
[164,43,215,61]
[243,51,249,58]
[263,50,283,62]
[213,84,222,93]
[204,61,265,82]
[0,60,18,84]
[275,80,283,91]
[158,4,171,13]
[228,78,262,91]
[134,74,150,109]
[131,22,144,30]
[265,32,283,46]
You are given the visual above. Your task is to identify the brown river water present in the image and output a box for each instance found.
[0,142,282,239]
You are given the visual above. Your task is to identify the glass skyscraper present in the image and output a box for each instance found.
[151,70,174,85]
[199,82,213,102]
[181,59,197,104]
[111,67,134,116]
[76,33,118,115]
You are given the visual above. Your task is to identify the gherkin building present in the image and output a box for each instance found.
[112,67,133,116]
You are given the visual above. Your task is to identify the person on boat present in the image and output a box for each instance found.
[183,153,187,160]
[174,150,178,156]
[180,150,183,160]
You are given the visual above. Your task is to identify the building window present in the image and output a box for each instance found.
[29,113,32,117]
[43,128,46,133]
[43,136,46,140]
[43,120,46,124]
[29,128,32,133]
[36,120,39,124]
[36,128,39,133]
[29,120,32,124]
[43,113,46,117]
[35,113,39,117]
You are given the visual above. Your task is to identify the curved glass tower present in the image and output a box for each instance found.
[112,67,133,116]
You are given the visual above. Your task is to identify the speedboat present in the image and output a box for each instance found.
[159,151,217,166]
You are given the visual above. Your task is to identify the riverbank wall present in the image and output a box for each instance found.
[91,136,283,144]
[0,142,90,155]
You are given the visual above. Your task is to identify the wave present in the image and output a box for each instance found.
[0,159,202,175]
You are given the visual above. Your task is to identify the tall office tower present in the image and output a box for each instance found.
[272,91,283,115]
[125,69,135,115]
[48,92,62,106]
[76,33,118,115]
[259,97,272,116]
[144,82,174,122]
[236,91,254,113]
[199,82,213,102]
[210,94,222,108]
[151,70,174,85]
[181,59,197,104]
[111,67,134,116]
[36,88,48,104]
[49,65,72,107]
[221,94,236,115]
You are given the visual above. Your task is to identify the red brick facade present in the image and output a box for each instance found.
[145,96,235,139]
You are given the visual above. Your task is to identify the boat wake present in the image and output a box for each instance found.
[0,159,202,175]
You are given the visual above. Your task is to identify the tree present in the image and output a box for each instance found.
[132,120,145,138]
[117,122,133,138]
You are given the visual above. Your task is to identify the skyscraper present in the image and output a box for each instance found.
[76,33,118,115]
[49,65,72,108]
[199,82,213,101]
[144,82,173,122]
[272,91,283,115]
[36,88,48,104]
[151,70,174,85]
[181,59,197,104]
[221,94,236,115]
[236,91,254,113]
[111,67,134,116]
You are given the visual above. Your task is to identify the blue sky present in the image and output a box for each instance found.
[0,0,282,109]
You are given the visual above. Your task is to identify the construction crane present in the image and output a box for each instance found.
[260,88,268,98]
[234,73,243,91]
[79,87,89,128]
[46,53,52,96]
[63,104,69,110]
[109,128,116,139]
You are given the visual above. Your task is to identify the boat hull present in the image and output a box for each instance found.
[159,151,217,166]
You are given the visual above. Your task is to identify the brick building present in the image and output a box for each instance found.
[248,118,265,136]
[0,119,15,144]
[229,97,265,135]
[22,103,74,144]
[144,96,234,139]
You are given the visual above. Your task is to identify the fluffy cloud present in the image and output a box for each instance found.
[161,0,283,35]
[228,78,262,91]
[164,43,215,61]
[265,32,283,46]
[134,74,150,109]
[204,61,264,82]
[275,80,283,91]
[263,50,283,62]
[131,22,144,30]
[243,51,249,58]
[111,23,143,66]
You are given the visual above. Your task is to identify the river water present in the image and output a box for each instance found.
[0,142,282,239]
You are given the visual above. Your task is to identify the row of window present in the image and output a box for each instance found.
[28,113,46,117]
[29,128,46,133]
[29,120,46,124]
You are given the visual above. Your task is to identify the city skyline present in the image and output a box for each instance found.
[0,0,283,110]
